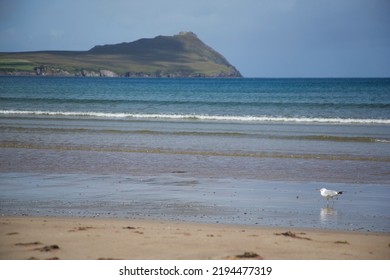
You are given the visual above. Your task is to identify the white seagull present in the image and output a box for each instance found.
[319,188,344,204]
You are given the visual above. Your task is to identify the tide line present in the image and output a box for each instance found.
[1,142,389,162]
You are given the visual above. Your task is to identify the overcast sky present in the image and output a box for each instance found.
[1,0,389,77]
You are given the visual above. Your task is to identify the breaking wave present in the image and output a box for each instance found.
[1,110,390,124]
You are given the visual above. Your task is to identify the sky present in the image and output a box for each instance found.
[0,0,389,77]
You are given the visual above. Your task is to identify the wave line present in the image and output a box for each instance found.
[1,110,390,124]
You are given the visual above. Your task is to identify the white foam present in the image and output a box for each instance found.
[1,110,390,124]
[375,139,390,143]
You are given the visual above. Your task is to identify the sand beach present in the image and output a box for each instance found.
[1,216,389,260]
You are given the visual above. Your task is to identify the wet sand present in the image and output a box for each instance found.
[1,173,389,232]
[1,216,389,260]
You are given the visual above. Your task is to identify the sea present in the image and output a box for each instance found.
[0,76,389,232]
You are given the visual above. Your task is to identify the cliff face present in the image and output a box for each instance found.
[0,32,242,78]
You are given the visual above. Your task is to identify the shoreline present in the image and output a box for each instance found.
[1,216,389,260]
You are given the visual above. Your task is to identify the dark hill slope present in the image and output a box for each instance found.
[0,32,242,77]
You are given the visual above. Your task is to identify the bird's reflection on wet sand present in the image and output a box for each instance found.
[320,206,338,224]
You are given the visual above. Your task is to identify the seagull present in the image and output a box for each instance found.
[319,188,344,204]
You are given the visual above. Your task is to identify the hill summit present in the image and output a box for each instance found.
[0,32,242,78]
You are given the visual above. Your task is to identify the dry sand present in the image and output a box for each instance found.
[0,216,389,260]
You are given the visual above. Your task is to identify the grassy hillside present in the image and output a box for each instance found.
[0,32,241,77]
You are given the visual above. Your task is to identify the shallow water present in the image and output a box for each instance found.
[1,173,389,232]
[1,116,390,184]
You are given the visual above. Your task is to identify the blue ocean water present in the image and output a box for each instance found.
[1,77,390,231]
[1,77,390,123]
